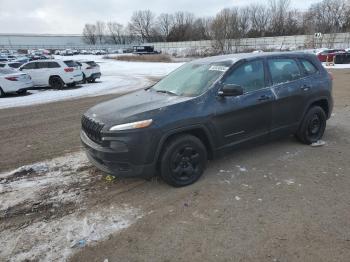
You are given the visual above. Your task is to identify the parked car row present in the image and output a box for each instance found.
[0,58,101,97]
[315,48,350,63]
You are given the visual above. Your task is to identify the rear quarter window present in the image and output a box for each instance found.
[300,59,318,75]
[64,60,79,67]
[48,62,60,68]
[268,58,302,85]
[22,62,37,70]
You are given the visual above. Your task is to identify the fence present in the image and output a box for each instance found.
[1,32,350,52]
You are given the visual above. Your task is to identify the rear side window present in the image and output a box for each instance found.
[300,59,318,75]
[48,62,60,68]
[268,58,302,85]
[22,62,37,70]
[38,62,49,69]
[64,60,79,67]
[223,60,265,93]
[8,63,22,68]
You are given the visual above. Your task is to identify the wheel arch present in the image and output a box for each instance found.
[155,125,215,165]
[302,97,331,120]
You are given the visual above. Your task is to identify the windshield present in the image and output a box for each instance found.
[152,61,232,97]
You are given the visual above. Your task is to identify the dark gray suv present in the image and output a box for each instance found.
[81,52,333,187]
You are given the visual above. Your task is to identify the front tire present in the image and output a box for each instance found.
[160,135,207,187]
[296,106,327,145]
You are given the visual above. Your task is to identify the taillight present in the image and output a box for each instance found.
[64,67,74,72]
[5,76,18,81]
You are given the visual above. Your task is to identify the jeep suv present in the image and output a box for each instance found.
[19,60,83,89]
[81,52,333,187]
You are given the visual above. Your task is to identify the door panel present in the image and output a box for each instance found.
[211,59,274,148]
[213,88,274,148]
[267,58,305,131]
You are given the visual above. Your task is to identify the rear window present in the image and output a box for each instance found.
[64,60,79,67]
[300,59,318,75]
[268,58,302,85]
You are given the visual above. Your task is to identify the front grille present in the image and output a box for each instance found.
[81,115,105,144]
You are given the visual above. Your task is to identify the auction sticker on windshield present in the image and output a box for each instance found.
[209,65,229,72]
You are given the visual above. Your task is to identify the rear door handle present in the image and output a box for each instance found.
[301,85,311,91]
[258,95,272,101]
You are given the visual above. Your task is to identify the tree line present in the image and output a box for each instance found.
[82,0,350,47]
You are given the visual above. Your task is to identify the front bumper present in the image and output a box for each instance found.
[81,131,156,178]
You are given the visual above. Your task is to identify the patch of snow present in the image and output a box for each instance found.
[311,140,326,147]
[0,151,90,211]
[323,63,350,69]
[284,179,295,185]
[236,165,247,172]
[235,196,241,201]
[0,205,142,262]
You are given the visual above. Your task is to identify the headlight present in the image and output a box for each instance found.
[109,119,153,131]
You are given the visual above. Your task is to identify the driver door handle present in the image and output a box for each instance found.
[258,95,272,101]
[301,84,311,91]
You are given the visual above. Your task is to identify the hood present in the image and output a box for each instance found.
[85,89,193,126]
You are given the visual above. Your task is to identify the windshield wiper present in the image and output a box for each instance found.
[155,90,178,96]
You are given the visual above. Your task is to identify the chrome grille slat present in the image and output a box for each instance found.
[81,115,104,144]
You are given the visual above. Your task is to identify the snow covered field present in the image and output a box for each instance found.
[0,55,183,109]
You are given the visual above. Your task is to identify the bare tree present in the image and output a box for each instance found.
[82,24,97,45]
[107,22,124,44]
[95,21,106,44]
[157,13,174,41]
[269,0,291,35]
[128,10,156,42]
[249,4,269,37]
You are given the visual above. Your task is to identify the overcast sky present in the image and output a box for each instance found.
[0,0,321,34]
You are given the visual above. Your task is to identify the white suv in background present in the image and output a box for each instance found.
[77,60,101,83]
[19,60,83,89]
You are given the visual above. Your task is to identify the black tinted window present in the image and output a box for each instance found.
[268,58,301,85]
[64,60,79,67]
[22,62,37,70]
[48,62,60,68]
[300,59,318,75]
[223,60,265,93]
[38,62,49,69]
[8,63,22,68]
[0,64,5,68]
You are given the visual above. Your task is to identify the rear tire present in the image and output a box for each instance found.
[88,78,96,83]
[0,87,4,98]
[296,106,327,145]
[49,76,64,90]
[160,135,207,187]
[17,89,27,95]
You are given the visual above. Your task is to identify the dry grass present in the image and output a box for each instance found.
[113,54,173,63]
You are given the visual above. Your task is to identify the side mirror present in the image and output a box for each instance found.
[218,84,244,97]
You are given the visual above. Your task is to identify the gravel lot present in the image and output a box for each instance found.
[0,69,349,262]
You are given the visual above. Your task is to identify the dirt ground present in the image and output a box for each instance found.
[1,69,350,262]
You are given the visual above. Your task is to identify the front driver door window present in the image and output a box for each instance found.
[213,59,274,147]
